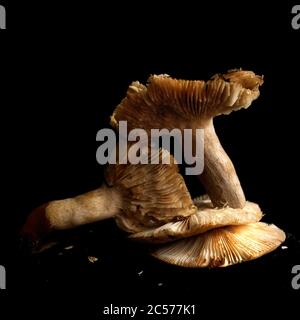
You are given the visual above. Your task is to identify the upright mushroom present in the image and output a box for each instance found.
[111,69,263,208]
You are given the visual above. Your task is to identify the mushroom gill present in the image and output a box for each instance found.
[152,222,286,268]
[129,196,263,243]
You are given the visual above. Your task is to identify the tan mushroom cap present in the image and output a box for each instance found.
[129,195,263,243]
[152,222,285,268]
[110,69,263,131]
[105,147,197,233]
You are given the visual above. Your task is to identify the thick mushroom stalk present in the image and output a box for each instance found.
[21,184,123,242]
[200,120,246,208]
[43,186,122,229]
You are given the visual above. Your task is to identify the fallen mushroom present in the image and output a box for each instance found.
[23,146,284,267]
[21,147,196,245]
[152,222,286,268]
[129,195,263,243]
[111,69,263,208]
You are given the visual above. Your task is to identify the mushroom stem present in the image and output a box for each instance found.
[199,120,246,208]
[21,184,122,240]
[45,184,122,230]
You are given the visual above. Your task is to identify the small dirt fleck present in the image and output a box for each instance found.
[64,245,74,250]
[88,256,98,263]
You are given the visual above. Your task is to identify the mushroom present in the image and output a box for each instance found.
[21,70,285,268]
[108,69,285,267]
[129,195,263,243]
[22,147,282,267]
[152,222,286,268]
[110,69,264,208]
[123,192,285,268]
[20,147,196,246]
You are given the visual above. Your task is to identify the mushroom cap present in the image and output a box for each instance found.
[105,147,196,232]
[152,222,285,268]
[129,195,263,243]
[110,69,263,131]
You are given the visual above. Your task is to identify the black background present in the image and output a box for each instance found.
[0,1,299,318]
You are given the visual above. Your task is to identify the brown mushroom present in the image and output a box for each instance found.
[152,222,286,268]
[21,71,285,269]
[110,69,264,208]
[129,195,263,243]
[21,147,196,244]
[22,147,281,268]
[108,70,285,267]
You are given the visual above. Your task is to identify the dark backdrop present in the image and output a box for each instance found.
[1,1,299,317]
